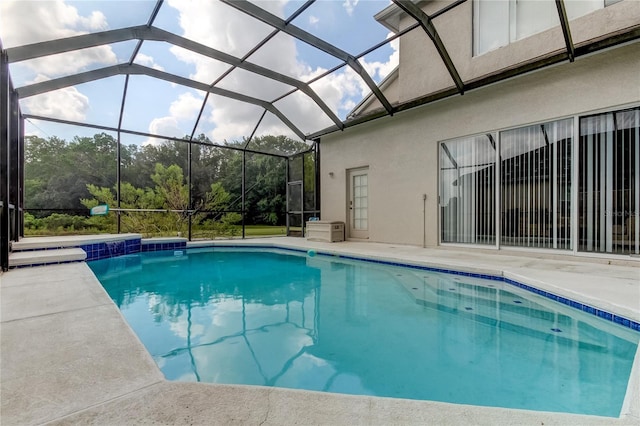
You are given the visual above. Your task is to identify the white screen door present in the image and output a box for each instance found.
[348,168,369,239]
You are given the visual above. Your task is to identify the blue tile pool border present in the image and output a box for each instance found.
[141,241,187,252]
[180,244,640,332]
[80,238,142,261]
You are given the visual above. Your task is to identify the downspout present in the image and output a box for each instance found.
[423,193,427,248]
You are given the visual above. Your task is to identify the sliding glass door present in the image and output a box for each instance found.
[579,108,639,254]
[439,107,639,255]
[500,119,573,249]
[440,135,496,244]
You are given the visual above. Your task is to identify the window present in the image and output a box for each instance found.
[474,0,608,56]
[440,134,496,244]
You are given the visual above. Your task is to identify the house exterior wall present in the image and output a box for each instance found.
[320,41,640,247]
[393,0,640,106]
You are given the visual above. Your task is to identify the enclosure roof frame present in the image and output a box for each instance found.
[1,0,639,151]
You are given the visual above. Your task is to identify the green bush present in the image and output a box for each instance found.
[23,212,108,236]
[24,212,40,230]
[41,213,90,230]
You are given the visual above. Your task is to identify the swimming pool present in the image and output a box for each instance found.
[89,248,639,417]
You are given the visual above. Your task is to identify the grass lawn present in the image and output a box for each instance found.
[243,225,287,236]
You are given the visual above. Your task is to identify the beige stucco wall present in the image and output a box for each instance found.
[320,42,640,247]
[394,0,640,105]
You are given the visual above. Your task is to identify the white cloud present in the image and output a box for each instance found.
[166,0,273,58]
[307,67,368,114]
[306,34,399,119]
[3,0,400,141]
[207,98,266,142]
[309,15,319,26]
[1,0,102,47]
[144,116,183,145]
[251,0,288,17]
[23,47,117,78]
[143,91,205,145]
[342,99,356,112]
[342,0,360,16]
[1,0,117,121]
[80,10,109,31]
[0,1,116,76]
[135,54,166,72]
[167,0,302,140]
[21,75,90,121]
[169,45,229,85]
[304,36,400,114]
[162,0,399,141]
[169,92,204,121]
[361,34,399,82]
[149,116,182,137]
[169,317,205,340]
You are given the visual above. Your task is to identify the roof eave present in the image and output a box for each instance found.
[374,0,427,33]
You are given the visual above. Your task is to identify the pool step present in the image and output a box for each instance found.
[11,234,141,252]
[9,248,87,268]
[10,234,143,263]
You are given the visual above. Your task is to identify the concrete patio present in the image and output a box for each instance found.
[1,237,639,425]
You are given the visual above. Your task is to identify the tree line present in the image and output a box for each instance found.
[24,132,315,237]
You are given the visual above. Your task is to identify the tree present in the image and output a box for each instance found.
[25,132,314,235]
[24,133,117,213]
[82,164,239,237]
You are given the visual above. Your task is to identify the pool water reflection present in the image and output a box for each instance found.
[89,248,639,417]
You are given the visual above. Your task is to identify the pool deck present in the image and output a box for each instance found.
[1,237,639,425]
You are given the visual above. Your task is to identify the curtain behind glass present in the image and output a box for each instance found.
[515,0,559,41]
[474,0,509,55]
[500,119,573,249]
[579,108,639,254]
[440,135,496,244]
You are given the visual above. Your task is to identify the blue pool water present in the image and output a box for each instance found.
[89,248,639,417]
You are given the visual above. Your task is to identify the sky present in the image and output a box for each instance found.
[0,0,399,147]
